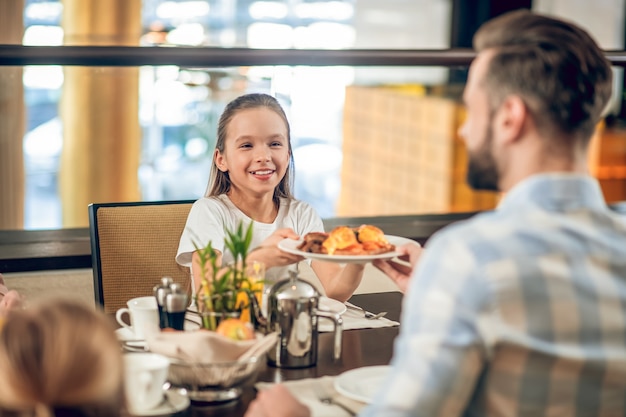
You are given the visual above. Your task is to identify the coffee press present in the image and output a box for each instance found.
[265,270,343,368]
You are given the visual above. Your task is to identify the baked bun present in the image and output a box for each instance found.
[322,226,359,255]
[298,225,395,256]
[356,225,387,244]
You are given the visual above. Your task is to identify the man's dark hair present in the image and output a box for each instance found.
[474,10,613,147]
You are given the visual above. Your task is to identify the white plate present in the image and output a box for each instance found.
[278,235,414,264]
[319,296,347,315]
[115,320,201,346]
[334,365,391,404]
[129,388,190,416]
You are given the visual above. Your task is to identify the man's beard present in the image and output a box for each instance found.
[466,124,500,192]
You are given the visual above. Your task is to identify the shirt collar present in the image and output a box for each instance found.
[497,173,607,213]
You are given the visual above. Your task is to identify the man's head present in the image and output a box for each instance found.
[459,9,613,191]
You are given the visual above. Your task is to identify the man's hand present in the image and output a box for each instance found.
[372,243,423,293]
[244,384,311,417]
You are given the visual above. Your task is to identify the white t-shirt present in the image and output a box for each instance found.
[176,194,324,282]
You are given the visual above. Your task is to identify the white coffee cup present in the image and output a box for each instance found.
[124,352,169,413]
[116,296,159,340]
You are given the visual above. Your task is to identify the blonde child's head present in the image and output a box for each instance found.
[0,298,124,417]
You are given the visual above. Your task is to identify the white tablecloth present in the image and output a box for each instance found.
[319,305,399,332]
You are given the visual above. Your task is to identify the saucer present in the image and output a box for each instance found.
[116,320,202,348]
[115,327,142,341]
[129,389,190,416]
[116,328,148,351]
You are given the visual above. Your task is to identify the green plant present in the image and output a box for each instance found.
[192,221,258,330]
[224,220,254,286]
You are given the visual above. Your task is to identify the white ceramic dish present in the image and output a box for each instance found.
[116,327,138,341]
[129,388,190,416]
[278,235,414,264]
[319,296,347,315]
[116,319,201,347]
[334,365,391,404]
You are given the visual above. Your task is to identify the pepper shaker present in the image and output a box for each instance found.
[164,283,188,331]
[153,276,174,329]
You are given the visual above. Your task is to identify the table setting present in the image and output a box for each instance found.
[114,294,201,352]
[113,290,402,417]
[114,273,279,413]
[255,365,391,416]
[148,330,278,403]
[123,352,191,416]
[112,223,405,417]
[318,299,399,332]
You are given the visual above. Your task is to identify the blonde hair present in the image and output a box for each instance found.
[0,298,124,417]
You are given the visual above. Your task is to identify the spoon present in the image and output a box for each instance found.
[345,302,387,320]
[364,310,388,320]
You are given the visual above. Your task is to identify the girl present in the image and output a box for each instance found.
[176,93,364,301]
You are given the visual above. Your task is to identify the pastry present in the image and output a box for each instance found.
[297,225,395,256]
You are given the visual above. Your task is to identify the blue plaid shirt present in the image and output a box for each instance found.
[361,174,626,417]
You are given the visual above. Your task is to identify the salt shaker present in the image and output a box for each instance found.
[164,283,188,331]
[153,276,173,329]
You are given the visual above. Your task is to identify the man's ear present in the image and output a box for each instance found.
[496,95,527,144]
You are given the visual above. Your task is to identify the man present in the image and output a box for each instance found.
[246,9,626,417]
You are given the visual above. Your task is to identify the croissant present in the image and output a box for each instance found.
[298,225,395,256]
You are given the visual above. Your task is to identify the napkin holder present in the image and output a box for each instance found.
[147,330,278,402]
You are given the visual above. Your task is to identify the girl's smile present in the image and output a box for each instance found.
[250,169,275,180]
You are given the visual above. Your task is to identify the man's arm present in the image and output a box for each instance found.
[244,232,495,417]
[361,233,493,417]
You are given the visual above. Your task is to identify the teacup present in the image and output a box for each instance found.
[116,296,159,340]
[124,352,169,413]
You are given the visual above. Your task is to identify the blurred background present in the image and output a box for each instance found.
[8,0,626,230]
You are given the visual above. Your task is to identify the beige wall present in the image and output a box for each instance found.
[3,269,94,307]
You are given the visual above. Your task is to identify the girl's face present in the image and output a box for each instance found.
[215,107,290,199]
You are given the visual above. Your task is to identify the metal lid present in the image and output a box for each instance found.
[153,276,174,305]
[165,283,188,312]
[270,270,319,301]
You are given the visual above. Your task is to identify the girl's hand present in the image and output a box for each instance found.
[372,242,422,293]
[248,228,305,269]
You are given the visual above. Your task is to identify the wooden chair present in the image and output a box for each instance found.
[88,200,195,314]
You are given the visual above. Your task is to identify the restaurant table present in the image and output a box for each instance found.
[186,291,403,417]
